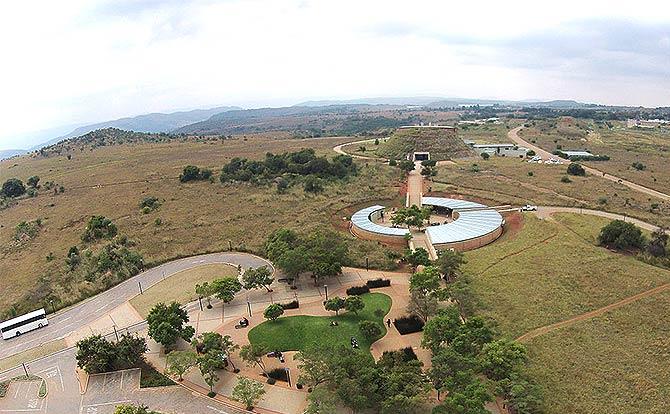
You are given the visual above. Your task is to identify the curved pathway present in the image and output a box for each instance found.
[333,138,388,161]
[534,206,666,233]
[508,126,670,202]
[0,252,271,359]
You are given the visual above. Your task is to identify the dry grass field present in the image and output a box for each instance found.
[464,213,670,413]
[0,136,403,315]
[457,122,517,144]
[129,263,238,318]
[520,118,670,194]
[431,156,670,228]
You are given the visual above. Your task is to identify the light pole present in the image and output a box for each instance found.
[285,367,291,387]
[138,281,143,294]
[49,299,55,314]
[324,285,328,301]
[365,257,369,271]
[247,301,252,317]
[113,324,119,341]
[198,296,203,311]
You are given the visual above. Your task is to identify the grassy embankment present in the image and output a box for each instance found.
[464,213,670,414]
[129,263,238,318]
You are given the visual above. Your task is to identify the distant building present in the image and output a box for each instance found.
[399,123,456,129]
[627,119,670,128]
[467,143,528,157]
[561,150,594,158]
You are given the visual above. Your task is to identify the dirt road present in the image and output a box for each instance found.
[535,206,665,233]
[332,139,387,161]
[508,126,670,202]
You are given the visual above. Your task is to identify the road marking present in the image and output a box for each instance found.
[82,400,132,408]
[207,406,230,413]
[192,259,206,264]
[94,303,110,312]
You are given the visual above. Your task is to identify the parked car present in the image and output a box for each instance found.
[520,204,538,211]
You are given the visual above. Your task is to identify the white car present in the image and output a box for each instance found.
[520,204,538,211]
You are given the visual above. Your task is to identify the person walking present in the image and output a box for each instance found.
[386,318,391,328]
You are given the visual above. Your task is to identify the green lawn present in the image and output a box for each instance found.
[248,293,392,352]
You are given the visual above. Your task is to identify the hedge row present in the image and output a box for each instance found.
[394,315,425,335]
[280,300,299,310]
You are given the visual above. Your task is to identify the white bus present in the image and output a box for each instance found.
[0,308,48,339]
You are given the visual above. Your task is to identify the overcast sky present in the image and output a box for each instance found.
[1,0,669,149]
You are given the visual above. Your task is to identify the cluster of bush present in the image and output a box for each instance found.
[218,149,357,193]
[599,220,669,266]
[346,285,370,295]
[346,279,391,296]
[279,299,300,310]
[393,314,425,335]
[14,219,43,241]
[82,215,118,242]
[180,165,213,182]
[139,196,161,213]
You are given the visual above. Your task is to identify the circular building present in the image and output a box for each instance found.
[350,205,410,245]
[422,197,504,251]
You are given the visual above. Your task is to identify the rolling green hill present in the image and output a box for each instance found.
[376,127,474,160]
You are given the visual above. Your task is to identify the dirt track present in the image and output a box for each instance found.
[508,126,670,202]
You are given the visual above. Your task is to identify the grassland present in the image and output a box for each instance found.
[457,122,517,144]
[464,213,670,413]
[525,289,670,414]
[0,136,404,315]
[519,117,670,195]
[464,213,670,338]
[375,127,474,161]
[247,293,391,352]
[432,156,670,228]
[129,263,237,318]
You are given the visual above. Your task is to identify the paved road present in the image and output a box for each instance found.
[508,126,670,202]
[0,252,271,359]
[534,206,666,233]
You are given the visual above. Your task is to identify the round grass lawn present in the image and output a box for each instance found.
[248,293,392,352]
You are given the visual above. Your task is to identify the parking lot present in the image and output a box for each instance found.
[79,369,140,414]
[0,379,46,413]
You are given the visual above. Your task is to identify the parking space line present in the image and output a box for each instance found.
[82,399,132,408]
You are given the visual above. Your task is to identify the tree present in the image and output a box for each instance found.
[405,248,431,267]
[166,350,197,381]
[242,266,274,292]
[479,339,527,381]
[239,343,270,376]
[114,405,160,414]
[180,165,201,182]
[195,281,216,308]
[344,295,365,315]
[407,289,439,322]
[81,216,117,242]
[646,228,668,257]
[428,347,479,394]
[397,160,415,173]
[496,373,543,414]
[76,335,117,374]
[294,343,336,388]
[211,277,242,305]
[480,152,490,160]
[305,231,349,284]
[433,377,492,414]
[263,303,284,321]
[197,352,221,395]
[421,306,462,353]
[445,274,477,318]
[566,162,585,176]
[27,176,40,188]
[232,377,266,410]
[275,246,310,284]
[191,332,238,370]
[146,302,195,350]
[359,320,382,339]
[598,220,646,250]
[115,334,148,369]
[449,317,495,357]
[305,385,339,414]
[435,250,466,282]
[410,266,442,296]
[1,178,26,198]
[324,297,346,316]
[304,176,324,193]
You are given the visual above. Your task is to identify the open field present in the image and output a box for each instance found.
[525,289,670,414]
[129,263,238,318]
[432,156,670,228]
[457,122,516,144]
[463,213,670,338]
[247,293,391,352]
[0,136,404,315]
[519,118,670,194]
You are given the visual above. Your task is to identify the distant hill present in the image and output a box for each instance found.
[174,105,416,136]
[294,97,445,107]
[0,149,27,160]
[32,106,240,150]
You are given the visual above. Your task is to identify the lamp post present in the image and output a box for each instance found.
[138,281,143,294]
[324,285,328,301]
[49,299,55,314]
[285,367,291,387]
[198,296,203,311]
[247,301,252,317]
